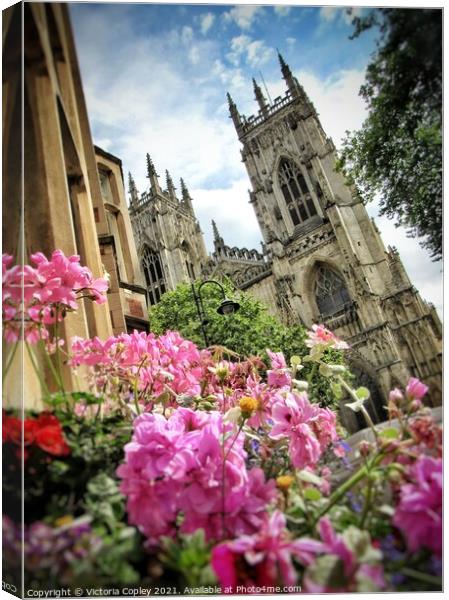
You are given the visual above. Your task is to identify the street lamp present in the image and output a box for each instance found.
[191,280,240,346]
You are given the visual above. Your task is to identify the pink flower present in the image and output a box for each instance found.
[270,392,338,469]
[266,349,291,389]
[393,455,442,556]
[211,511,315,591]
[117,408,275,546]
[305,324,349,350]
[2,251,108,345]
[408,415,442,454]
[297,518,385,592]
[389,388,404,403]
[405,377,428,402]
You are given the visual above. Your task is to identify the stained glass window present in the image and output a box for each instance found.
[142,246,166,305]
[314,264,351,315]
[278,158,317,226]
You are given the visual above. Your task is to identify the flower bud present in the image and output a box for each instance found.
[358,440,373,457]
[276,475,294,492]
[409,399,422,413]
[389,388,404,403]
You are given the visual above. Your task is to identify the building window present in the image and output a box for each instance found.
[99,169,114,203]
[278,158,317,226]
[314,264,351,316]
[142,246,166,305]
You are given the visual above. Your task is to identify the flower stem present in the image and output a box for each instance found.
[399,567,441,587]
[25,342,50,398]
[2,341,19,381]
[338,375,379,441]
[39,339,65,394]
[312,451,383,527]
[53,306,66,395]
[359,476,373,528]
[223,421,245,462]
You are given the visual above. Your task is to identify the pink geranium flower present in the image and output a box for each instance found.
[117,408,275,546]
[270,392,338,469]
[266,349,292,389]
[211,511,318,591]
[305,324,349,350]
[297,518,385,592]
[2,251,108,344]
[393,455,442,556]
[405,377,429,402]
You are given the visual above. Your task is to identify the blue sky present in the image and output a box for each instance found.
[70,3,442,314]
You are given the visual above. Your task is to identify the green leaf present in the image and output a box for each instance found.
[304,487,322,501]
[297,469,324,486]
[307,555,348,588]
[379,427,399,439]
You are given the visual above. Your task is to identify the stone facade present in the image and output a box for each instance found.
[94,146,148,335]
[2,5,147,405]
[128,155,208,304]
[224,54,442,424]
[128,55,442,429]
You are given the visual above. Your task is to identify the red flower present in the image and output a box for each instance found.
[4,417,38,446]
[37,413,60,428]
[34,425,70,456]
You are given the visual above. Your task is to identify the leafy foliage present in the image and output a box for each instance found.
[338,8,442,260]
[149,279,345,409]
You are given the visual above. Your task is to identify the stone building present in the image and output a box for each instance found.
[129,55,442,428]
[220,54,442,424]
[128,154,208,299]
[2,4,147,404]
[94,146,148,334]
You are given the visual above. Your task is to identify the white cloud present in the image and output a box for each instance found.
[181,25,194,45]
[319,6,364,27]
[320,7,340,23]
[286,37,296,47]
[223,6,263,30]
[199,12,215,35]
[193,178,262,251]
[274,6,292,17]
[227,34,274,68]
[71,5,441,314]
[188,45,200,65]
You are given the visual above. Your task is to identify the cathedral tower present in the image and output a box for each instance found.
[228,54,442,419]
[129,155,208,305]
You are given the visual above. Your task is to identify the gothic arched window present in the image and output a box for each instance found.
[314,264,351,316]
[278,158,317,226]
[142,246,166,305]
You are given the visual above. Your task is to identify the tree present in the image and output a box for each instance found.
[149,279,307,361]
[149,279,345,408]
[338,8,442,260]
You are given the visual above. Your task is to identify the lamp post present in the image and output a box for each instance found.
[191,280,240,347]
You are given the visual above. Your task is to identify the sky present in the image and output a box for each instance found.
[70,2,442,315]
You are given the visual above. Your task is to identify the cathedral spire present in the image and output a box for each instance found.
[165,169,177,200]
[212,219,225,251]
[146,153,161,195]
[180,178,193,212]
[277,51,299,97]
[227,91,243,132]
[252,77,269,116]
[128,171,139,205]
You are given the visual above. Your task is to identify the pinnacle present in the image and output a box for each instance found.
[277,49,287,68]
[212,219,222,242]
[146,153,156,178]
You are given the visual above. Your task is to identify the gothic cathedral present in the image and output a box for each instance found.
[129,54,442,426]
